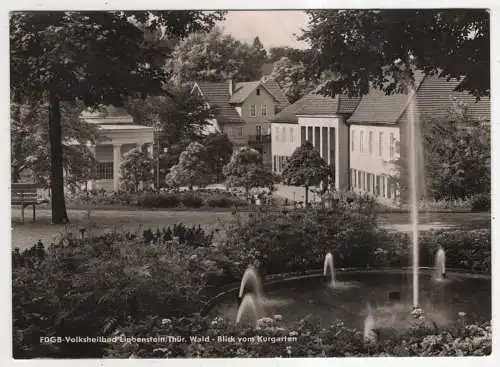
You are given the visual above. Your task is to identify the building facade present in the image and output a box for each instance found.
[80,106,154,191]
[272,71,490,206]
[193,79,289,170]
[271,93,360,191]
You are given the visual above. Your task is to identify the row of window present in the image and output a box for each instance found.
[350,169,398,199]
[274,126,295,143]
[351,130,396,159]
[272,155,289,173]
[249,104,267,117]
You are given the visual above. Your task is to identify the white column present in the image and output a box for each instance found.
[87,143,96,190]
[136,143,144,190]
[312,126,316,148]
[305,125,309,142]
[327,128,331,165]
[113,144,122,192]
[335,128,340,191]
[319,126,324,159]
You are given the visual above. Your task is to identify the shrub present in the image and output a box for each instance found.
[374,229,491,273]
[205,194,244,208]
[471,193,490,212]
[180,193,204,208]
[12,236,206,358]
[222,206,380,276]
[142,223,213,247]
[136,193,181,208]
[105,314,491,358]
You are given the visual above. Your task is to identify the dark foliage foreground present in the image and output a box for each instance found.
[12,203,491,358]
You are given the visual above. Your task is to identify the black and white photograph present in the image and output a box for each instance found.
[5,3,495,361]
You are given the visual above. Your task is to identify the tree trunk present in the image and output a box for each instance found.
[48,93,69,224]
[305,186,309,205]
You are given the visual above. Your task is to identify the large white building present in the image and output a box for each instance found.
[80,106,154,191]
[271,72,490,205]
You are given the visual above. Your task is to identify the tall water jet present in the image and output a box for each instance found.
[406,78,423,309]
[323,252,336,285]
[236,293,260,326]
[435,247,446,280]
[363,303,377,343]
[239,266,263,299]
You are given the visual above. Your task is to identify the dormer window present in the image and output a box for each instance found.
[256,88,260,96]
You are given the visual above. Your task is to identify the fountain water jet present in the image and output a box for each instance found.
[363,303,377,343]
[239,266,263,299]
[236,293,260,326]
[406,76,425,308]
[323,252,336,285]
[435,247,446,280]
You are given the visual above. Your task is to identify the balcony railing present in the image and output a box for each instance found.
[248,134,271,144]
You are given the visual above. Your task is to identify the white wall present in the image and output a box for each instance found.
[349,124,400,204]
[271,123,300,157]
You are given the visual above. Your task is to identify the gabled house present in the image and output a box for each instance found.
[347,71,490,205]
[192,79,289,169]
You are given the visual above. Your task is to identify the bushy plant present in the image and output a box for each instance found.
[180,193,204,208]
[12,236,206,358]
[471,192,490,212]
[374,229,491,273]
[104,314,491,358]
[222,205,380,276]
[136,192,181,208]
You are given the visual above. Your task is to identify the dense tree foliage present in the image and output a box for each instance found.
[167,27,268,84]
[281,142,329,204]
[301,9,489,98]
[10,100,99,189]
[10,10,225,223]
[267,56,319,103]
[120,148,154,192]
[393,105,490,201]
[165,142,213,190]
[202,133,234,182]
[223,147,276,194]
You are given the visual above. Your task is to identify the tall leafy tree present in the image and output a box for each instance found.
[10,100,100,188]
[165,142,213,190]
[120,148,154,192]
[202,133,234,182]
[281,142,329,205]
[300,9,489,98]
[223,147,276,195]
[167,27,267,84]
[268,56,319,103]
[11,10,225,223]
[393,105,490,201]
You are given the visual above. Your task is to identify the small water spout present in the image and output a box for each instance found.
[323,252,336,285]
[238,266,263,299]
[363,303,377,343]
[435,247,446,280]
[235,293,260,326]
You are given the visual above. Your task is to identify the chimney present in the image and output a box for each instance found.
[228,79,233,96]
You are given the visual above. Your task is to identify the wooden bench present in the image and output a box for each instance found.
[11,183,42,224]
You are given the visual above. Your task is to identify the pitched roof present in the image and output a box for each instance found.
[230,81,261,104]
[348,71,426,124]
[272,93,360,123]
[261,79,290,110]
[195,81,244,125]
[229,79,290,111]
[348,71,490,124]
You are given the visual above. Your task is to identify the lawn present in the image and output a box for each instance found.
[11,208,233,250]
[11,207,491,251]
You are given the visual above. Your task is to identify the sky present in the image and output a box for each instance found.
[218,10,310,50]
